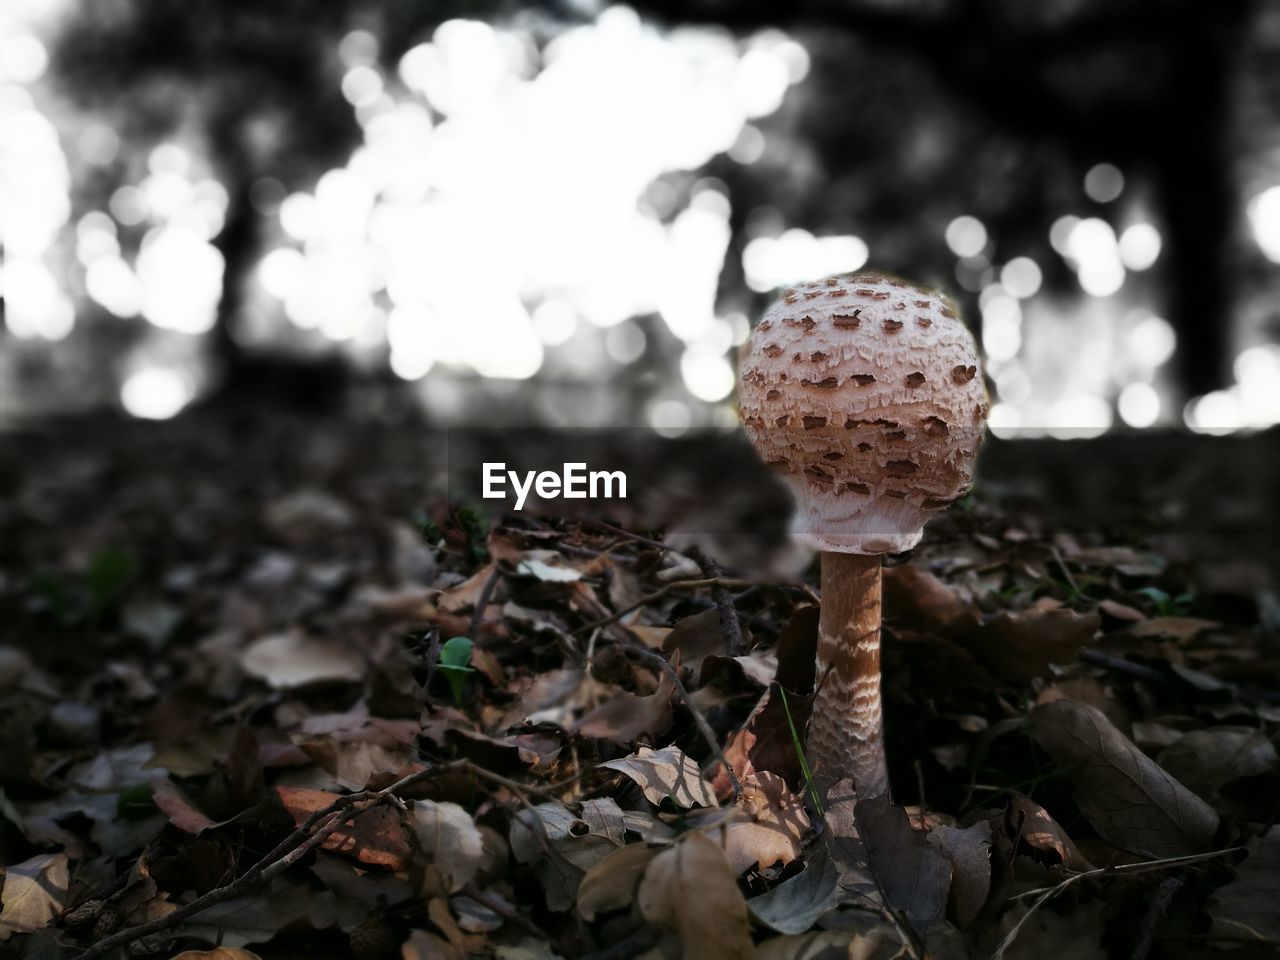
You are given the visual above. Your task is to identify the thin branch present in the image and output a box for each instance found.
[570,577,760,636]
[687,545,747,658]
[466,563,504,639]
[992,848,1244,960]
[74,764,452,960]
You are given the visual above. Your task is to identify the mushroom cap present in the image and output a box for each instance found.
[739,270,987,555]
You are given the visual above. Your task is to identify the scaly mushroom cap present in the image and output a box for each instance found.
[740,271,987,554]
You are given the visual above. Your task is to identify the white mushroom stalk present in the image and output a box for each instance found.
[739,270,987,799]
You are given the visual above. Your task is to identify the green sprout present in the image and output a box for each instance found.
[438,636,475,706]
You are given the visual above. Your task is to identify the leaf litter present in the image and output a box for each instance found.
[0,420,1277,958]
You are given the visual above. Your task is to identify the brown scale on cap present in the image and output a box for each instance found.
[739,269,987,555]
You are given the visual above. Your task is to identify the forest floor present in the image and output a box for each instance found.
[0,411,1277,960]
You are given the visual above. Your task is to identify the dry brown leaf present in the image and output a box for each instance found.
[239,630,363,688]
[573,670,675,745]
[438,562,500,613]
[170,951,264,960]
[276,786,411,870]
[601,744,718,808]
[1036,677,1131,736]
[662,608,750,686]
[823,784,951,937]
[509,799,632,911]
[712,683,809,797]
[712,771,810,874]
[774,604,820,693]
[1127,616,1219,641]
[637,831,754,960]
[1210,826,1280,942]
[0,852,70,940]
[411,800,487,894]
[298,737,413,791]
[1004,794,1093,872]
[576,842,662,920]
[747,846,842,934]
[1096,599,1144,623]
[1030,701,1219,858]
[883,565,980,634]
[967,608,1100,682]
[927,821,992,928]
[151,777,216,833]
[1158,727,1278,799]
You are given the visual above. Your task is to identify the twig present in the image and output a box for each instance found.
[639,648,742,803]
[687,545,747,658]
[462,884,548,941]
[570,577,759,636]
[992,848,1243,960]
[74,765,452,960]
[1078,649,1168,684]
[1131,875,1183,960]
[1050,547,1083,597]
[467,564,504,639]
[590,520,674,554]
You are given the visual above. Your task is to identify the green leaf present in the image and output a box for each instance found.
[439,636,475,673]
[116,781,157,820]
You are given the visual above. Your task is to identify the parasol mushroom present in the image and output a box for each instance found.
[739,271,987,799]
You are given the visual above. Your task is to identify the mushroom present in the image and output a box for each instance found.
[739,271,987,799]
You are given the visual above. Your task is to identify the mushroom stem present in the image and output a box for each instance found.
[809,552,890,800]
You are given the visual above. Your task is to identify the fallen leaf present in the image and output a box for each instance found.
[712,771,810,874]
[855,794,952,936]
[151,778,216,833]
[883,565,980,634]
[573,670,674,745]
[662,608,729,680]
[277,786,411,870]
[601,745,718,809]
[712,683,809,796]
[0,852,70,939]
[1030,701,1219,858]
[1158,727,1278,799]
[637,831,754,960]
[239,631,363,688]
[747,845,841,934]
[438,563,500,613]
[1096,599,1144,623]
[927,820,992,928]
[170,950,264,960]
[1004,794,1093,872]
[968,608,1100,683]
[576,842,662,920]
[1127,616,1219,641]
[509,798,631,910]
[1210,826,1280,942]
[822,783,951,937]
[411,800,486,893]
[515,554,583,582]
[774,605,820,693]
[298,738,414,791]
